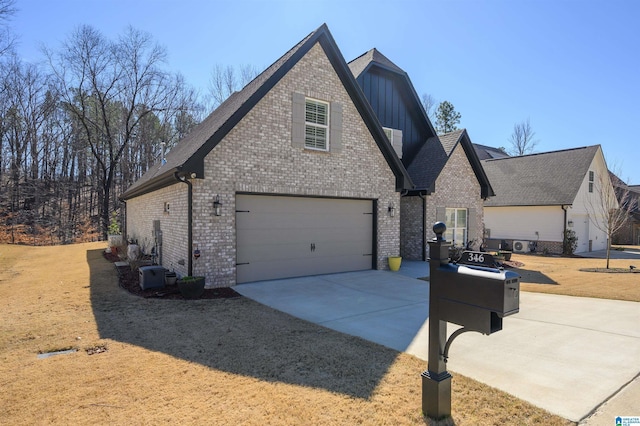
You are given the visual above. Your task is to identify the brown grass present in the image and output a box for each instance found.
[511,252,640,302]
[0,243,573,425]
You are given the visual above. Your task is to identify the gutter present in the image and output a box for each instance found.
[175,172,193,276]
[418,191,427,261]
[120,168,180,201]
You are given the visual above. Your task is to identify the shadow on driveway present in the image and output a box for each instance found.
[87,249,401,400]
[516,269,558,285]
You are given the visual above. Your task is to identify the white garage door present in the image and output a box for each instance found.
[236,194,374,283]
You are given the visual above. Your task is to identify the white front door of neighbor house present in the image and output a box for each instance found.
[576,214,590,253]
[235,194,374,284]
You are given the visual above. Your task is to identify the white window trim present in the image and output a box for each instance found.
[304,97,330,152]
[383,127,393,143]
[445,207,468,246]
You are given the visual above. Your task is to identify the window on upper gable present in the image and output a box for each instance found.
[589,170,594,193]
[383,126,403,159]
[304,98,329,151]
[292,93,342,153]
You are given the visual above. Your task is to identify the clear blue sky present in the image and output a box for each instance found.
[11,0,640,183]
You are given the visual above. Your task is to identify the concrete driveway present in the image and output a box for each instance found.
[235,264,640,423]
[580,247,640,260]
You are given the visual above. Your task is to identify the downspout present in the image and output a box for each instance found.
[175,172,193,276]
[561,205,569,254]
[418,191,427,261]
[121,199,127,243]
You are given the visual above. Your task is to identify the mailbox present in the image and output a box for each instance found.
[432,263,519,335]
[422,222,520,420]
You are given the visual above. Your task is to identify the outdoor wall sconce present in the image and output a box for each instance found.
[388,202,395,217]
[568,220,574,227]
[213,195,222,216]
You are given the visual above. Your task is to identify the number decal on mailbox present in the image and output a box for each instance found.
[458,251,496,267]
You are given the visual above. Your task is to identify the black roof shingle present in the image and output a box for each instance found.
[121,25,413,200]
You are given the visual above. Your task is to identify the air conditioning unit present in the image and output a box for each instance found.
[513,240,529,253]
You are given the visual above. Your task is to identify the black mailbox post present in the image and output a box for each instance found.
[422,222,520,419]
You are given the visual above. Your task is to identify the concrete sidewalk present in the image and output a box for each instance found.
[235,266,640,422]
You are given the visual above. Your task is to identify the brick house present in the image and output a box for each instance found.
[348,49,494,260]
[120,25,412,287]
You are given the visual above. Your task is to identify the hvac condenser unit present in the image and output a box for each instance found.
[513,240,529,253]
[139,265,165,290]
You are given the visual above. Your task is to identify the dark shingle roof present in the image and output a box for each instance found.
[121,25,413,200]
[438,129,465,156]
[406,135,448,193]
[473,143,510,160]
[348,48,405,77]
[407,129,494,198]
[483,145,601,206]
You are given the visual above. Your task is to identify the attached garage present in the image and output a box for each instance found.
[121,26,411,288]
[236,194,374,283]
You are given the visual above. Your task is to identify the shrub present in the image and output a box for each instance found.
[563,229,578,255]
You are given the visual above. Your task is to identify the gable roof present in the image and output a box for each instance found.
[121,25,413,200]
[347,48,438,146]
[407,129,495,198]
[349,48,406,77]
[483,145,601,207]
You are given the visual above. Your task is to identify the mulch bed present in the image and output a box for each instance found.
[102,250,241,300]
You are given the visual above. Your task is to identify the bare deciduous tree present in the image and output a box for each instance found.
[421,93,437,122]
[45,25,189,238]
[508,118,538,156]
[584,168,631,268]
[207,64,259,111]
[0,0,16,57]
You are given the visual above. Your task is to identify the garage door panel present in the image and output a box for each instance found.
[237,241,313,263]
[237,254,373,284]
[236,195,374,283]
[237,227,319,246]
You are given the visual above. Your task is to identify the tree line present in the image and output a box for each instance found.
[0,2,262,245]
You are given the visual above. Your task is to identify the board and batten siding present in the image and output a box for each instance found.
[355,69,430,163]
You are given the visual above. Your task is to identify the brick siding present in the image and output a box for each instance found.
[127,42,400,287]
[424,144,484,258]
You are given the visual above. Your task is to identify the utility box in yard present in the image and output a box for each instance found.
[139,266,165,290]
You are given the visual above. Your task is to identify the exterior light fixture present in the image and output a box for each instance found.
[213,195,222,216]
[388,202,395,217]
[568,220,574,227]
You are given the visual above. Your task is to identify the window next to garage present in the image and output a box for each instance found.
[305,98,329,150]
[445,208,467,246]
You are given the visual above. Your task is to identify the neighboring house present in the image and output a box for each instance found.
[482,145,614,254]
[474,143,510,160]
[348,49,493,260]
[611,176,640,245]
[120,25,412,287]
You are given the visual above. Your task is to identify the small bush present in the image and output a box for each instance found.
[563,229,578,255]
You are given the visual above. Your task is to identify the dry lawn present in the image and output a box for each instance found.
[0,243,573,425]
[511,251,640,302]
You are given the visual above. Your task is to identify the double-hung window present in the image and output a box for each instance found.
[588,171,594,193]
[305,98,329,151]
[444,208,467,246]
